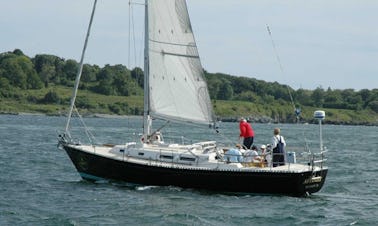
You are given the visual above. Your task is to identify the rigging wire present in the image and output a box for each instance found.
[128,0,146,140]
[267,25,312,151]
[74,106,98,145]
[131,3,138,67]
[266,25,300,122]
[218,131,239,147]
[65,0,97,137]
[128,1,131,68]
[128,1,137,68]
[128,1,144,69]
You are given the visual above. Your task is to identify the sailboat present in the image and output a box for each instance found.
[58,0,328,196]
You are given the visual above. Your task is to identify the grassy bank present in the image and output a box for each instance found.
[1,85,377,125]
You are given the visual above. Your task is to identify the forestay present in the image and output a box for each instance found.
[147,0,214,125]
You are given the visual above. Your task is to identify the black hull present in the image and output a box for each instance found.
[63,145,327,196]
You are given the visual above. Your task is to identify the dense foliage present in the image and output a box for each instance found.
[206,72,378,113]
[0,49,377,124]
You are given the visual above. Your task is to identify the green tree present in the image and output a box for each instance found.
[234,91,258,102]
[358,89,372,108]
[27,71,44,89]
[33,54,62,86]
[217,80,233,100]
[53,57,66,84]
[0,53,42,89]
[311,87,325,107]
[232,76,257,95]
[81,64,99,83]
[63,59,79,81]
[40,64,56,87]
[0,56,27,88]
[13,49,24,56]
[113,73,130,96]
[131,67,144,88]
[294,88,312,106]
[367,101,378,113]
[0,77,10,89]
[206,76,222,99]
[0,77,11,97]
[341,89,362,110]
[324,88,343,108]
[94,80,114,95]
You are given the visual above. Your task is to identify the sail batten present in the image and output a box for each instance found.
[147,0,214,125]
[149,38,197,47]
[161,50,199,59]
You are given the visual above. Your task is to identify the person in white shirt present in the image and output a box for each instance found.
[271,128,286,167]
[244,145,262,164]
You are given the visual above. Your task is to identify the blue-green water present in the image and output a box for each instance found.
[0,114,377,225]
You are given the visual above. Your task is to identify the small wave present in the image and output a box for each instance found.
[136,185,159,191]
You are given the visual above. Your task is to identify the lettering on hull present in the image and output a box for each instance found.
[303,176,322,185]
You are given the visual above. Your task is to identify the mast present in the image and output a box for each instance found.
[143,0,151,137]
[65,0,97,137]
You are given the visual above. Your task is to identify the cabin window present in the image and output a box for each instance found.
[160,155,173,159]
[119,149,125,153]
[180,157,196,162]
[138,152,144,156]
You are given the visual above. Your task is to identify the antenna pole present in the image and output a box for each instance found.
[65,0,97,136]
[314,110,325,151]
[319,119,323,151]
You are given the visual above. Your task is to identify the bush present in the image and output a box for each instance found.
[368,101,378,113]
[27,95,38,103]
[42,90,60,104]
[76,96,97,109]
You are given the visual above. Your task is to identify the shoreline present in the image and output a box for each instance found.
[1,111,376,126]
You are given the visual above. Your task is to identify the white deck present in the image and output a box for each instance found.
[66,142,324,173]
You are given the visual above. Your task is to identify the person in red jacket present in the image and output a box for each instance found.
[239,118,255,149]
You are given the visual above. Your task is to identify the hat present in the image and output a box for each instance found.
[260,145,266,149]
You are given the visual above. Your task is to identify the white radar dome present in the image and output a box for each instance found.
[314,110,325,120]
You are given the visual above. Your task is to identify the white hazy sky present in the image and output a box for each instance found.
[1,0,377,90]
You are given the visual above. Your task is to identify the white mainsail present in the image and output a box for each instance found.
[147,0,214,125]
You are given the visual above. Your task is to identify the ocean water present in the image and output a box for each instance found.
[0,114,377,225]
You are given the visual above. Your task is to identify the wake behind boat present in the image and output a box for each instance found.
[58,0,327,196]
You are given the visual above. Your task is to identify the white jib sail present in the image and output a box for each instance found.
[147,0,214,125]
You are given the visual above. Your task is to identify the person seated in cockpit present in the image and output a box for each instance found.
[243,145,262,164]
[222,148,243,163]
